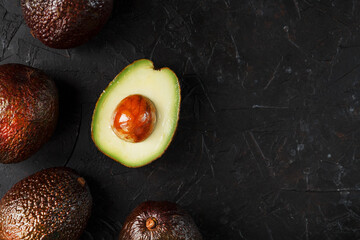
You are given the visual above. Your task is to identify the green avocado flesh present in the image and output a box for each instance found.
[92,59,181,168]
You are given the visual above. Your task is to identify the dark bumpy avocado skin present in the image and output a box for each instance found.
[119,201,203,240]
[21,0,114,49]
[0,167,92,240]
[0,64,58,164]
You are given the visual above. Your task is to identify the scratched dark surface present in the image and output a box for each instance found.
[1,0,360,239]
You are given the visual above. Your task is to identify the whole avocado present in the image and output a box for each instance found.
[0,167,92,240]
[119,201,203,240]
[0,64,58,164]
[21,0,114,49]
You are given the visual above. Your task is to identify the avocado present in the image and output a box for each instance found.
[0,64,58,164]
[119,201,203,240]
[21,0,114,49]
[0,167,92,240]
[91,59,181,168]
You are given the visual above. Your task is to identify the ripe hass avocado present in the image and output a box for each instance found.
[0,167,92,240]
[119,201,203,240]
[21,0,114,49]
[0,64,58,163]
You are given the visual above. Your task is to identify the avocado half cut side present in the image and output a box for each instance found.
[91,59,181,168]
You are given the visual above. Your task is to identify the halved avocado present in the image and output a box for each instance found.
[91,59,180,167]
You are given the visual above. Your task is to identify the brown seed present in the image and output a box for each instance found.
[111,95,157,143]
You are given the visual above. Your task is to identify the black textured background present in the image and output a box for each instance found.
[2,0,360,239]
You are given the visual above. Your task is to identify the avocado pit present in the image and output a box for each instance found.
[111,94,157,143]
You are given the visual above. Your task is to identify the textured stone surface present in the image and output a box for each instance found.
[1,0,360,239]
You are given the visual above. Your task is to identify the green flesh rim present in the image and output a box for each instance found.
[91,59,181,167]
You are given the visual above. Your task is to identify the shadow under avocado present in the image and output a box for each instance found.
[80,176,122,240]
[77,0,152,51]
[21,77,82,168]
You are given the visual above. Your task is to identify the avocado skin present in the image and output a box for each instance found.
[0,167,92,240]
[119,201,203,240]
[0,64,58,164]
[21,0,114,49]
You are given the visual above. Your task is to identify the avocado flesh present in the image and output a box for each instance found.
[0,64,58,163]
[119,201,203,240]
[92,59,181,168]
[21,0,113,49]
[0,167,92,240]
